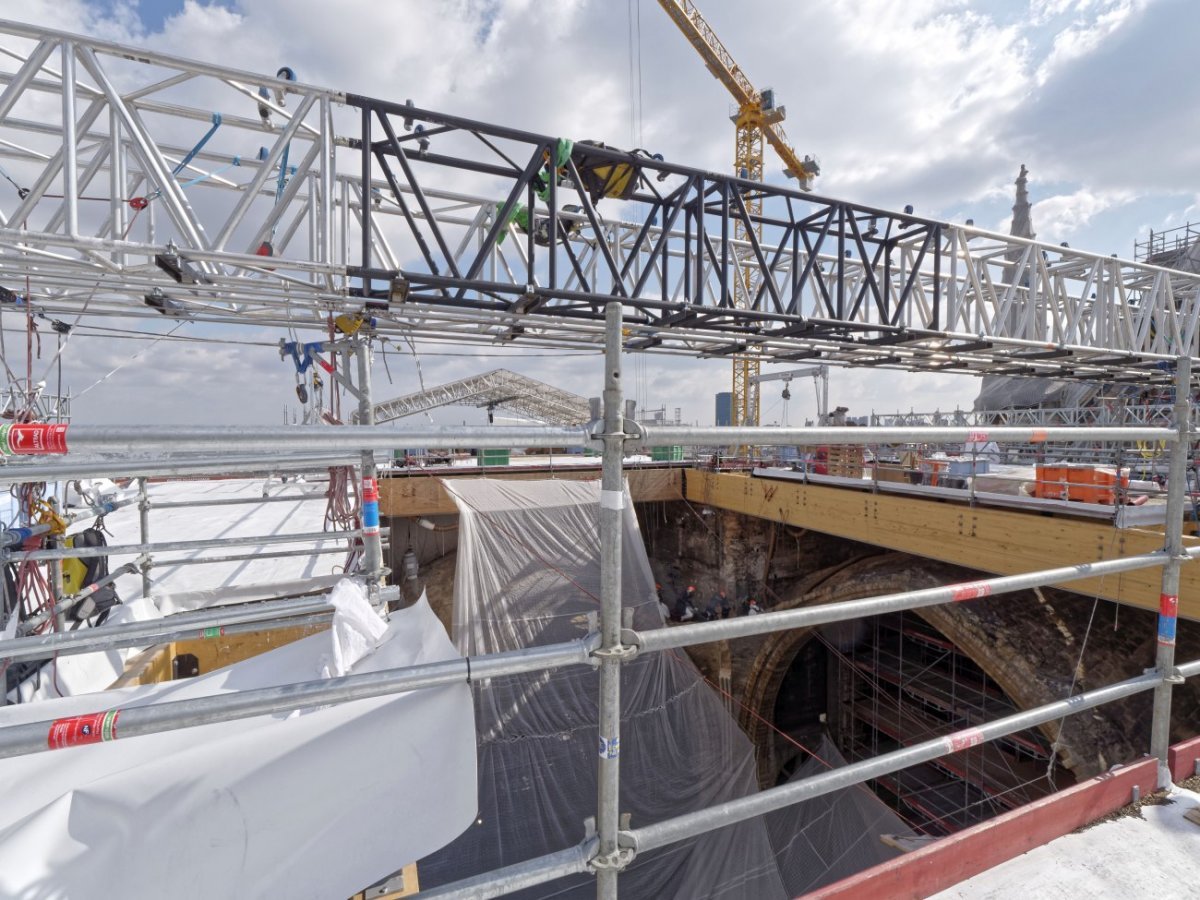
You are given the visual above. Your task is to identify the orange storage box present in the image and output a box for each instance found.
[1065,465,1129,505]
[1033,464,1071,500]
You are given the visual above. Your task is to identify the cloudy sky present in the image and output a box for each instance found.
[2,0,1197,429]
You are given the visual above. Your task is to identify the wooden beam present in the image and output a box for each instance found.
[380,466,684,517]
[687,471,1200,619]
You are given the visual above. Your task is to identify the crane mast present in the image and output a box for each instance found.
[657,0,819,442]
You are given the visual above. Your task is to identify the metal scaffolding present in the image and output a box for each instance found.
[369,368,591,426]
[825,611,1066,833]
[0,386,1195,897]
[0,21,1198,382]
[0,21,1197,899]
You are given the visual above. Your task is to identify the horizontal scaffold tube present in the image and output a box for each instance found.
[14,424,594,456]
[0,636,598,759]
[0,423,1182,460]
[419,842,597,900]
[641,424,1178,447]
[17,562,140,634]
[6,528,369,562]
[0,452,361,484]
[150,544,368,569]
[634,549,1188,654]
[149,493,329,509]
[1179,658,1200,678]
[626,662,1195,855]
[0,593,339,662]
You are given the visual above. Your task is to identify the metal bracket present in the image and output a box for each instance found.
[591,642,638,662]
[588,816,637,873]
[328,366,367,404]
[1146,664,1185,684]
[588,847,635,872]
[586,419,645,447]
[619,628,643,656]
[617,823,639,854]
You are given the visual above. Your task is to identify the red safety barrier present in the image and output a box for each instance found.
[1168,735,1200,782]
[804,756,1158,900]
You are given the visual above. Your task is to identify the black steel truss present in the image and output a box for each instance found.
[339,94,1183,384]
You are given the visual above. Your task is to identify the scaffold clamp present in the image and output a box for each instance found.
[588,845,635,873]
[591,641,637,662]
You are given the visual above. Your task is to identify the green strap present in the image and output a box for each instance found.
[495,202,529,243]
[536,138,574,202]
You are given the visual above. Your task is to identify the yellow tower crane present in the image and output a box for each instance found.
[656,0,819,438]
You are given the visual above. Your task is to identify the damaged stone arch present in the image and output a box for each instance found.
[739,553,1152,791]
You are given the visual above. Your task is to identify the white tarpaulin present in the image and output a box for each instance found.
[0,585,476,899]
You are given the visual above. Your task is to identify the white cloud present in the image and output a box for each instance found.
[1029,187,1135,242]
[1034,0,1146,85]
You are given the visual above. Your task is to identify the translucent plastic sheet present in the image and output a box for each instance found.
[766,733,909,893]
[425,478,902,898]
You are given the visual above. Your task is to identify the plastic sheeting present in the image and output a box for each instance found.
[424,478,903,898]
[766,733,909,893]
[974,375,1096,412]
[424,478,787,898]
[319,577,388,677]
[0,586,476,900]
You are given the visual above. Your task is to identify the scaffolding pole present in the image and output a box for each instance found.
[136,477,151,600]
[626,664,1189,855]
[151,543,370,570]
[358,659,1200,900]
[638,425,1177,447]
[420,842,596,900]
[634,549,1186,654]
[148,492,329,509]
[3,423,1180,461]
[18,562,139,635]
[0,635,599,759]
[1150,355,1191,786]
[37,424,593,455]
[0,452,359,484]
[594,300,628,898]
[0,592,339,662]
[3,528,369,563]
[356,334,386,605]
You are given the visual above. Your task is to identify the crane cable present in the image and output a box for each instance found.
[627,0,650,413]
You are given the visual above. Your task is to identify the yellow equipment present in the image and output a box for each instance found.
[656,0,820,439]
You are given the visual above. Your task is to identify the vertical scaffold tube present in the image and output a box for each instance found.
[595,300,625,898]
[49,532,66,634]
[137,477,151,599]
[355,336,385,606]
[1150,354,1191,785]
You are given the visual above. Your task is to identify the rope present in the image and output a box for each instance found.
[324,465,362,572]
[73,320,190,399]
[1042,522,1122,784]
[0,162,28,199]
[130,113,223,210]
[398,333,436,424]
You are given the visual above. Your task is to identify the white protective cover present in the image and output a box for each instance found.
[0,585,476,899]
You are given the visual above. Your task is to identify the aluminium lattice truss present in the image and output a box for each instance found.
[872,402,1177,430]
[369,368,590,426]
[0,21,1198,386]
